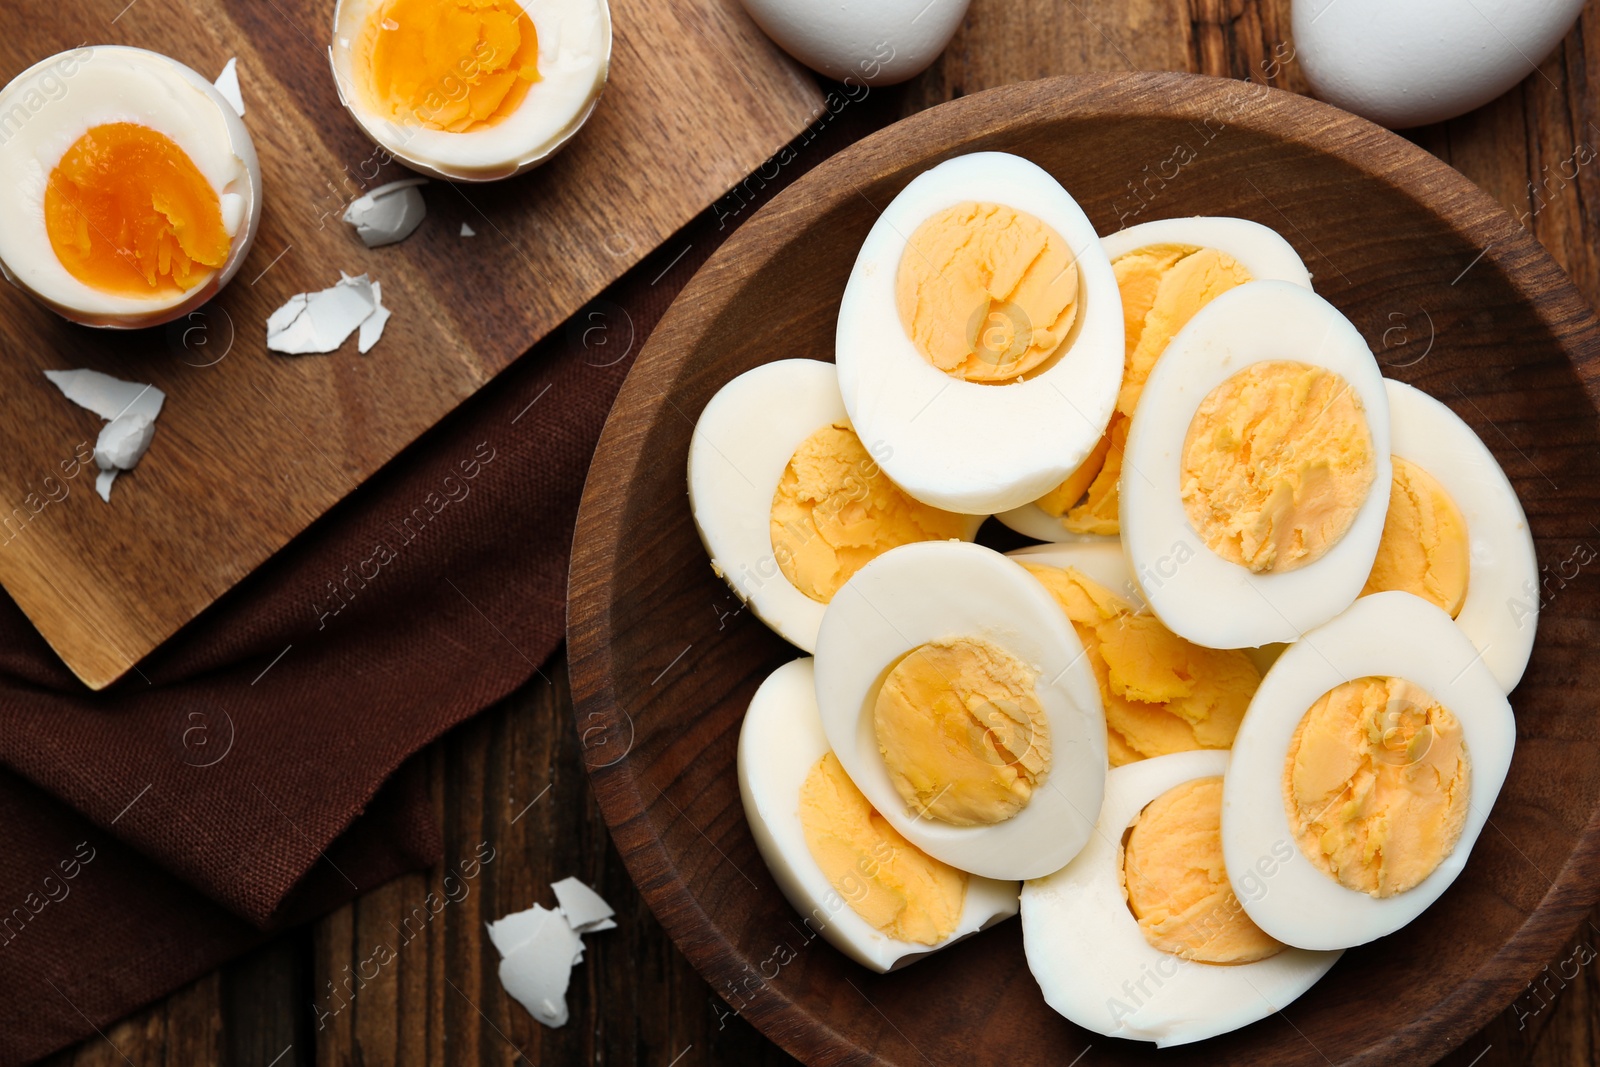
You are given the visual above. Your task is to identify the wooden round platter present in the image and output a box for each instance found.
[567,71,1600,1065]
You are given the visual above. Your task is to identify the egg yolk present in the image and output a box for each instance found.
[1283,675,1470,898]
[873,637,1050,826]
[798,751,968,944]
[43,122,230,297]
[1182,360,1376,574]
[1022,564,1260,766]
[1034,245,1252,536]
[356,0,540,133]
[1122,776,1285,963]
[1361,456,1470,616]
[771,422,968,603]
[895,202,1079,383]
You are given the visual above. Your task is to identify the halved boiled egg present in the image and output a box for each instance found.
[812,540,1106,880]
[0,46,261,328]
[738,657,1020,972]
[834,152,1123,515]
[1120,281,1392,648]
[1362,379,1538,693]
[1009,542,1266,766]
[1222,591,1515,950]
[329,0,611,181]
[998,216,1313,543]
[689,359,981,653]
[1022,749,1341,1046]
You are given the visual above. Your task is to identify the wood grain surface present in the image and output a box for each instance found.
[39,0,1600,1065]
[0,0,822,689]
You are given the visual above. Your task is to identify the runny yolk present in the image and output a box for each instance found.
[44,123,230,297]
[1122,776,1284,963]
[357,0,541,133]
[873,637,1051,827]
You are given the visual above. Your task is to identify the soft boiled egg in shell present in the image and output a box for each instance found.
[812,540,1107,881]
[834,152,1123,515]
[0,46,261,328]
[1222,591,1515,950]
[688,358,982,653]
[1022,749,1342,1046]
[1375,378,1538,693]
[329,0,611,181]
[996,216,1314,544]
[738,657,1020,972]
[1119,280,1392,649]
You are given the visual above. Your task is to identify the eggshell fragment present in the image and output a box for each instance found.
[342,178,427,248]
[267,273,390,354]
[551,877,616,932]
[44,369,166,503]
[487,904,582,1028]
[214,57,244,116]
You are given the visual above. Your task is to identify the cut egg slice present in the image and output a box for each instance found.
[738,657,1020,972]
[1222,591,1515,950]
[1022,749,1342,1046]
[329,0,611,181]
[1363,379,1538,693]
[688,358,981,653]
[1120,281,1392,648]
[998,216,1313,543]
[812,540,1106,880]
[0,46,262,328]
[834,152,1123,515]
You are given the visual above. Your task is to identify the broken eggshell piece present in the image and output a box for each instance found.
[342,178,427,247]
[267,273,391,354]
[43,368,165,502]
[487,903,582,1028]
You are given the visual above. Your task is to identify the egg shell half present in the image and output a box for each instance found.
[1022,749,1342,1046]
[1222,591,1516,950]
[737,0,969,86]
[997,216,1314,543]
[738,656,1021,972]
[813,540,1107,880]
[835,152,1123,515]
[688,358,983,653]
[1381,378,1538,693]
[1120,280,1392,648]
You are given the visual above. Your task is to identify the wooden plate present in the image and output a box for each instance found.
[568,72,1600,1065]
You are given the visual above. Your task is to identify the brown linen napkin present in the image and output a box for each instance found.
[0,238,695,1064]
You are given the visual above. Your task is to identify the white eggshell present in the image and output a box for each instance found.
[836,152,1123,515]
[1222,592,1516,950]
[738,0,970,86]
[1119,280,1392,649]
[1022,749,1342,1046]
[1293,0,1585,129]
[688,359,982,653]
[1379,379,1538,693]
[737,657,1020,972]
[812,541,1107,880]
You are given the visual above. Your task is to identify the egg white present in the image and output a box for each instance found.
[737,656,1020,972]
[812,540,1107,880]
[1119,280,1392,648]
[1380,378,1538,693]
[834,152,1123,515]
[1222,591,1516,950]
[329,0,610,180]
[688,358,983,653]
[1022,749,1342,1047]
[0,46,260,326]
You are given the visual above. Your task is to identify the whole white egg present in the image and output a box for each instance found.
[738,0,970,86]
[1293,0,1586,129]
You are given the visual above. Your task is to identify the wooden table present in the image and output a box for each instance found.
[41,0,1600,1063]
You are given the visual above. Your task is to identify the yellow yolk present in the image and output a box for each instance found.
[895,202,1079,382]
[356,0,540,133]
[770,422,969,603]
[874,637,1051,826]
[1362,457,1470,617]
[798,752,968,944]
[1022,565,1260,766]
[1033,244,1251,534]
[1122,776,1285,963]
[44,123,230,296]
[1182,360,1376,574]
[1283,676,1470,898]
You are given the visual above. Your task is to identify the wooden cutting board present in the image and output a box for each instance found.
[0,0,822,689]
